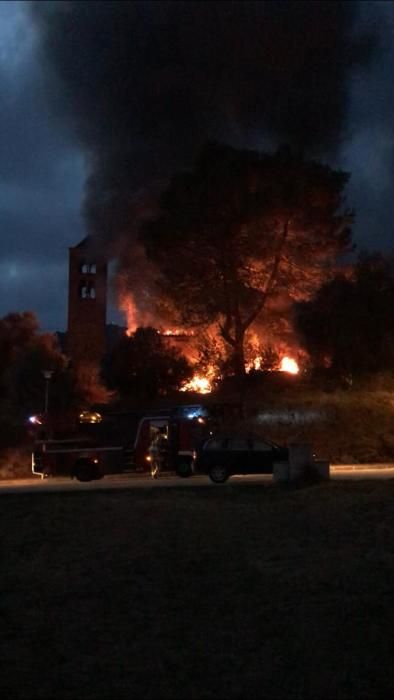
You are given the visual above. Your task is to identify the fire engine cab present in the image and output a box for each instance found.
[31,405,211,481]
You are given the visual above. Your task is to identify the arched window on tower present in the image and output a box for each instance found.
[79,281,96,299]
[80,262,97,274]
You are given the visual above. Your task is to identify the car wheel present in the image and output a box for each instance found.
[75,467,93,482]
[208,465,229,483]
[176,460,193,478]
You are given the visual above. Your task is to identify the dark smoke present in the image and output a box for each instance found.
[31,1,378,323]
[31,1,377,236]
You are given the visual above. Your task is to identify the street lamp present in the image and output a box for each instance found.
[42,370,54,419]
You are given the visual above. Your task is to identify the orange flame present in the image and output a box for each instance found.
[119,293,300,384]
[120,294,138,336]
[246,355,263,371]
[279,356,299,374]
[161,328,195,337]
[180,374,213,394]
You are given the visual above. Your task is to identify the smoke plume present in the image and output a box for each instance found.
[31,1,378,323]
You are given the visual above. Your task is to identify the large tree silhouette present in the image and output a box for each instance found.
[142,143,353,375]
[295,253,394,378]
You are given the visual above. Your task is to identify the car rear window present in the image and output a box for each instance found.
[227,439,249,451]
[253,440,274,451]
[204,439,223,450]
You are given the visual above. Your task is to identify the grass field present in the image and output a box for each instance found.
[2,480,394,699]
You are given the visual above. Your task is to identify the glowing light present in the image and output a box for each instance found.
[186,409,203,419]
[79,411,102,424]
[279,356,299,374]
[28,415,43,425]
[181,374,212,394]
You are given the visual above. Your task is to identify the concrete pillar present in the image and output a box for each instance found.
[289,443,313,482]
[273,461,290,484]
[311,460,330,480]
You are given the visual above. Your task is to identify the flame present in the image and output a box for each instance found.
[119,293,300,381]
[162,329,181,336]
[161,328,194,337]
[180,374,213,394]
[120,291,195,339]
[120,294,138,336]
[246,355,262,371]
[279,356,299,374]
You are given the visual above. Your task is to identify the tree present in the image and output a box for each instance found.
[294,253,394,378]
[0,312,82,445]
[103,326,192,399]
[141,142,353,376]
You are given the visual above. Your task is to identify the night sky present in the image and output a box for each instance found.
[1,1,394,331]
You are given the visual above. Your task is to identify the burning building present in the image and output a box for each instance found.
[65,237,194,376]
[65,235,301,396]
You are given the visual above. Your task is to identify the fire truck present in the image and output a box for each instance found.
[31,405,211,481]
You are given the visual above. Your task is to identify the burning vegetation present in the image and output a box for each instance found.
[111,143,352,394]
[29,2,382,401]
[119,287,301,395]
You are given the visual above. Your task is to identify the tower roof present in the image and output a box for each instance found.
[69,236,91,250]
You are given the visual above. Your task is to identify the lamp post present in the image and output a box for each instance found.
[42,370,54,422]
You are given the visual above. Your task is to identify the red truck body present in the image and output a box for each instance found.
[32,406,210,481]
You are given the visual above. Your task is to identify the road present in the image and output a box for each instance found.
[1,465,394,494]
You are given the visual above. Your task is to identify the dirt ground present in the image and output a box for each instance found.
[2,480,394,699]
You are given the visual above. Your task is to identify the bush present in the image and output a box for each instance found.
[0,448,32,480]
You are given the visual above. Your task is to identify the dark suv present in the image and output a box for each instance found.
[195,435,289,483]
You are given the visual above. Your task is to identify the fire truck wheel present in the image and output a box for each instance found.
[74,459,100,482]
[208,465,229,484]
[176,460,193,478]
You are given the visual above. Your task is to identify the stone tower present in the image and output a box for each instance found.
[66,236,107,369]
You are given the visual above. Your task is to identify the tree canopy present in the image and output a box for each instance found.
[0,312,83,445]
[141,142,353,375]
[294,253,394,378]
[103,326,192,399]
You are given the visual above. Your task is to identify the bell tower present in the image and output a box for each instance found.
[66,236,107,369]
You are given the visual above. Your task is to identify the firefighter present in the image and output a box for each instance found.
[148,426,168,479]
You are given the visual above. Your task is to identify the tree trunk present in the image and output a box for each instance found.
[232,326,247,419]
[232,325,246,377]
